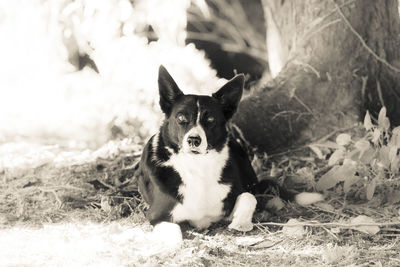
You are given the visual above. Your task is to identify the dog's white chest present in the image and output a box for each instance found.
[164,145,231,228]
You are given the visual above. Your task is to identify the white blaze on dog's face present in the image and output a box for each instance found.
[180,101,209,154]
[158,65,244,154]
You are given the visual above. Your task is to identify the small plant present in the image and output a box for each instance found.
[315,107,400,201]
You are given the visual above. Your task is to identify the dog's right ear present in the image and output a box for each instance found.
[158,65,184,115]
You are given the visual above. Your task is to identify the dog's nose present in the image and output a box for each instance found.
[187,135,201,147]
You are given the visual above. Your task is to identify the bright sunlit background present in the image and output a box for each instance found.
[0,0,231,170]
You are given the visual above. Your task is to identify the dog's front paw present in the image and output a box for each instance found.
[150,222,183,252]
[228,192,257,232]
[228,220,253,232]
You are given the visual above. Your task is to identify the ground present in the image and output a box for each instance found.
[1,131,399,266]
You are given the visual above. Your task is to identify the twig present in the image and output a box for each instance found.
[315,0,357,26]
[360,76,368,103]
[311,124,359,144]
[322,226,340,240]
[292,60,320,78]
[307,19,341,40]
[293,94,317,119]
[376,80,385,108]
[39,188,62,208]
[96,179,115,190]
[36,185,84,191]
[258,221,400,228]
[269,124,359,157]
[382,228,400,232]
[331,0,400,73]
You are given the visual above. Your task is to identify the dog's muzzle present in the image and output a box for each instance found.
[182,126,208,154]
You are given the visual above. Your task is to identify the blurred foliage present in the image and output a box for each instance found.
[187,0,266,64]
[0,0,226,154]
[314,107,400,203]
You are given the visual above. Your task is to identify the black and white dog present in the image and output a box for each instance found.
[136,66,322,232]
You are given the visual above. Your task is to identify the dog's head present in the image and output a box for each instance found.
[158,65,244,154]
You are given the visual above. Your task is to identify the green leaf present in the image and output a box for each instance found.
[316,164,356,191]
[328,148,345,166]
[378,106,387,127]
[382,118,390,131]
[336,133,351,146]
[378,107,390,131]
[372,128,381,145]
[251,155,264,175]
[379,146,390,168]
[359,147,376,164]
[389,146,398,163]
[309,144,324,159]
[354,140,370,152]
[354,139,371,160]
[386,189,400,205]
[393,126,400,146]
[363,110,373,131]
[390,156,399,174]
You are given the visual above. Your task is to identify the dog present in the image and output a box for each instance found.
[135,65,323,232]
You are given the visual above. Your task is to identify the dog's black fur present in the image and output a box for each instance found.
[135,66,259,229]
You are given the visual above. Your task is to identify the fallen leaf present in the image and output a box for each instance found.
[295,167,315,183]
[336,133,351,146]
[251,239,282,249]
[316,164,356,191]
[390,156,399,174]
[313,202,336,212]
[270,163,282,177]
[343,175,361,193]
[322,245,354,264]
[366,179,376,200]
[100,196,112,213]
[350,215,380,234]
[236,236,264,247]
[386,189,400,205]
[266,197,285,211]
[282,218,306,238]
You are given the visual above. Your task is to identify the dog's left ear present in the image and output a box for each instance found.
[212,74,244,120]
[158,65,184,115]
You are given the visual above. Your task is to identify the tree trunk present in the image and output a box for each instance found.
[233,0,400,153]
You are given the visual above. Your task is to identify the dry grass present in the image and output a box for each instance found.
[1,137,399,266]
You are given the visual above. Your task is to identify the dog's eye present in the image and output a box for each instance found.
[177,114,188,124]
[207,116,215,123]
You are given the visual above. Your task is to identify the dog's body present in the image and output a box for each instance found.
[137,66,258,231]
[136,66,323,232]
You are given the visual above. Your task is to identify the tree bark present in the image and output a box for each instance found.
[233,0,400,153]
